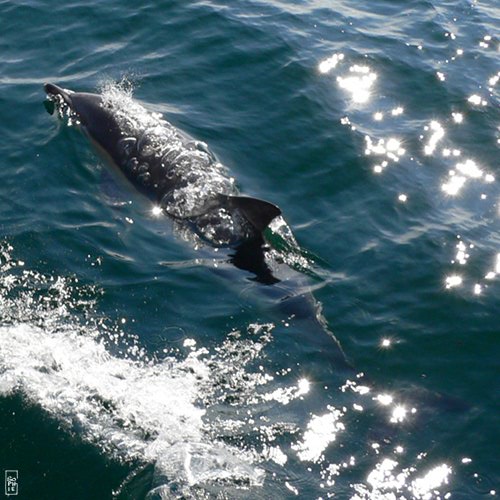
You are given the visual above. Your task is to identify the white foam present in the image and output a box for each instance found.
[0,244,264,492]
[0,321,265,492]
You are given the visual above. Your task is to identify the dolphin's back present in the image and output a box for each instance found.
[44,83,282,255]
[71,93,122,147]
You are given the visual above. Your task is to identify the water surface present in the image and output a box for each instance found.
[0,0,498,498]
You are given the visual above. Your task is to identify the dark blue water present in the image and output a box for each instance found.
[0,1,498,498]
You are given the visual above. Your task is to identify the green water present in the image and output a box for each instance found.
[0,0,498,498]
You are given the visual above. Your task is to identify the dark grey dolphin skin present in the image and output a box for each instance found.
[44,83,282,282]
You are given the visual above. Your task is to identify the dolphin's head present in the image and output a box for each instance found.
[44,83,106,126]
[44,83,73,103]
[44,83,124,162]
[44,83,75,116]
[44,83,115,134]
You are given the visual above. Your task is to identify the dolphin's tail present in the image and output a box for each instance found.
[44,83,74,107]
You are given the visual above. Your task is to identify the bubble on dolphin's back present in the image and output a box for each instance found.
[99,82,244,247]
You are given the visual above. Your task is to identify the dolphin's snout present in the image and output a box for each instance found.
[44,82,63,96]
[44,83,74,106]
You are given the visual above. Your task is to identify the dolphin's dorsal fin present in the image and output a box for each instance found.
[220,195,282,232]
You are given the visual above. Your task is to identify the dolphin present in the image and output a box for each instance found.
[43,83,358,371]
[43,84,468,421]
[44,83,282,282]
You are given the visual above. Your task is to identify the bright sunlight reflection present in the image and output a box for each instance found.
[263,378,310,405]
[411,464,452,499]
[445,275,463,289]
[424,121,445,155]
[337,65,377,103]
[318,53,344,74]
[292,407,344,462]
[375,393,393,405]
[297,378,310,395]
[365,136,405,166]
[441,158,493,196]
[495,254,500,274]
[390,405,407,423]
[352,459,453,499]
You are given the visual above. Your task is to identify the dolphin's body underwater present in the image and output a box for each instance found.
[44,83,283,282]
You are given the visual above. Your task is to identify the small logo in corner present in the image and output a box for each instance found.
[4,470,18,496]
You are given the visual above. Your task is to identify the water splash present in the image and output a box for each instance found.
[0,243,465,497]
[0,244,265,495]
